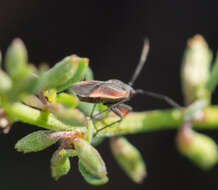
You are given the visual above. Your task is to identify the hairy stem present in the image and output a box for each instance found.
[5,103,218,137]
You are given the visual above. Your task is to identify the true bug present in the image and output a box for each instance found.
[70,39,180,134]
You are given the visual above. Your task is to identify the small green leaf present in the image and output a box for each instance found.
[55,92,79,108]
[5,38,28,79]
[51,149,71,180]
[177,130,218,170]
[206,51,218,92]
[110,137,146,183]
[79,160,108,185]
[15,130,58,153]
[73,138,107,179]
[0,69,12,94]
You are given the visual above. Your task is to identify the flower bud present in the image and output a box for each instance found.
[110,137,146,183]
[15,130,58,153]
[51,149,71,180]
[5,38,28,79]
[181,34,212,105]
[177,129,218,170]
[73,138,108,182]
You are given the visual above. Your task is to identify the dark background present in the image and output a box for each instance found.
[1,0,218,189]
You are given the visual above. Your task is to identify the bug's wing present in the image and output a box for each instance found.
[88,82,129,100]
[70,80,104,96]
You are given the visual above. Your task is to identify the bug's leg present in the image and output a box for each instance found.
[95,104,132,136]
[90,104,98,131]
[92,98,130,120]
[95,107,123,136]
[90,104,97,118]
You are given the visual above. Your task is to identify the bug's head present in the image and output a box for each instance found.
[130,89,136,97]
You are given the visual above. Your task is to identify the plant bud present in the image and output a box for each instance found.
[55,92,79,108]
[0,70,12,94]
[73,138,108,181]
[51,149,71,180]
[7,65,39,101]
[57,56,89,91]
[15,130,58,153]
[5,38,28,79]
[48,103,86,126]
[38,56,78,91]
[181,34,212,105]
[38,55,88,92]
[22,95,45,109]
[177,129,218,170]
[79,160,108,185]
[110,137,146,183]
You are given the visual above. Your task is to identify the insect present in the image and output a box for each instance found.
[70,39,180,134]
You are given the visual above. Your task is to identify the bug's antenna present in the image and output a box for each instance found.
[128,39,150,86]
[136,89,181,108]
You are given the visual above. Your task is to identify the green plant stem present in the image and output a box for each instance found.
[5,103,218,137]
[7,103,84,131]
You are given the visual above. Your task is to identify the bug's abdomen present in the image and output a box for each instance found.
[77,95,124,104]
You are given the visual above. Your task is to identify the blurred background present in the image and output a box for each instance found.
[1,0,218,189]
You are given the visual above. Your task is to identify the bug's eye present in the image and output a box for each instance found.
[130,90,136,97]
